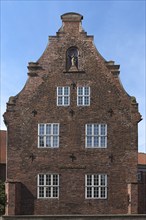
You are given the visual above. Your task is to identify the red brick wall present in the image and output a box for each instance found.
[138,170,146,213]
[4,13,141,215]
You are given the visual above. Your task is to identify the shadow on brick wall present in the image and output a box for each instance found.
[20,184,34,215]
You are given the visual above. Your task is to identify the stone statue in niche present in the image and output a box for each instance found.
[71,54,76,66]
[66,47,78,71]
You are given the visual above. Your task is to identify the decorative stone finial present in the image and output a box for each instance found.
[61,12,83,22]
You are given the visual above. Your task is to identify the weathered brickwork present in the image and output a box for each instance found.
[4,13,142,215]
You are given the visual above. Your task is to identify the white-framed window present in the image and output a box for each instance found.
[57,86,70,106]
[38,123,59,148]
[37,174,59,198]
[85,124,107,148]
[85,174,107,199]
[77,87,90,106]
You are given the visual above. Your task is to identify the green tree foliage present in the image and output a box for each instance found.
[0,180,6,215]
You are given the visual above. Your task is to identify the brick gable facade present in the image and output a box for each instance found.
[4,12,142,215]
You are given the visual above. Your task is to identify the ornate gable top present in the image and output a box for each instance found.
[61,12,83,22]
[59,12,84,34]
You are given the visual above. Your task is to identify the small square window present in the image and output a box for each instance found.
[77,87,90,106]
[57,87,70,106]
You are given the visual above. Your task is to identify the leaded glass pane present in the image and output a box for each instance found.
[94,124,99,135]
[101,187,106,198]
[87,175,92,186]
[64,87,69,95]
[101,124,106,135]
[94,136,99,147]
[94,187,99,198]
[100,175,106,186]
[87,136,92,147]
[94,175,99,186]
[46,136,51,147]
[39,187,44,197]
[53,187,58,197]
[87,187,92,198]
[46,187,51,197]
[53,124,58,135]
[100,137,106,147]
[58,97,63,105]
[46,124,51,135]
[78,96,83,105]
[46,175,51,186]
[84,87,89,95]
[84,96,89,105]
[53,175,58,185]
[64,96,69,105]
[78,87,83,95]
[39,136,44,147]
[58,87,63,95]
[39,124,44,135]
[39,174,44,185]
[87,124,92,135]
[53,136,58,147]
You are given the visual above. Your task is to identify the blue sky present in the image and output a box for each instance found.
[1,0,145,152]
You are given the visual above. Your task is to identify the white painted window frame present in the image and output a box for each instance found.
[37,174,59,199]
[85,174,107,199]
[38,123,59,148]
[77,86,90,106]
[85,124,107,148]
[57,86,70,106]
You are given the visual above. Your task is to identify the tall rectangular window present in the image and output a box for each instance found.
[85,124,107,148]
[57,86,70,106]
[38,174,59,198]
[77,87,90,106]
[38,123,59,148]
[85,174,107,199]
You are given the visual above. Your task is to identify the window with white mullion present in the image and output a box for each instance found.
[92,124,98,147]
[91,175,95,198]
[85,124,107,148]
[38,124,44,147]
[77,87,90,106]
[85,174,107,199]
[101,174,107,198]
[38,174,59,199]
[38,124,59,148]
[99,124,107,148]
[57,86,70,106]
